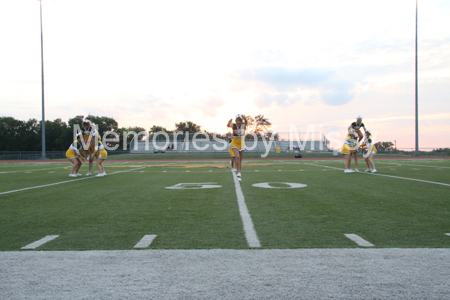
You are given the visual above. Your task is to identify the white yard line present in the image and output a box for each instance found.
[232,172,261,248]
[376,162,450,169]
[0,166,64,174]
[344,234,374,247]
[304,163,450,187]
[0,167,145,195]
[134,235,157,248]
[21,235,59,249]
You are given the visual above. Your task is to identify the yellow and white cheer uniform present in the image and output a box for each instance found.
[93,141,108,159]
[66,140,87,160]
[362,136,377,158]
[227,119,247,152]
[341,132,359,155]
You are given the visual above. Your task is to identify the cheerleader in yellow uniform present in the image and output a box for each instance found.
[228,140,236,172]
[348,116,367,142]
[362,130,377,173]
[227,114,247,181]
[65,135,87,177]
[92,140,108,177]
[81,119,100,176]
[341,129,359,173]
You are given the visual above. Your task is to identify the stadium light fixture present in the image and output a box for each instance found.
[39,0,46,159]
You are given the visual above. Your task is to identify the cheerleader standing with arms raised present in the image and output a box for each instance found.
[227,114,247,182]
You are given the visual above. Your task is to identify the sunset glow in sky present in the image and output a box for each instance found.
[1,0,449,149]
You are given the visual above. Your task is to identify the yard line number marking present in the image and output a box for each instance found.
[252,182,307,189]
[165,182,222,189]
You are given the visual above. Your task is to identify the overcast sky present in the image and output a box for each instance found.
[1,0,449,149]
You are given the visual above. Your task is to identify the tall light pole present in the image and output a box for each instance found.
[415,0,419,156]
[39,0,46,159]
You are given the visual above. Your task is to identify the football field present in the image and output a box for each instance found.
[1,156,450,299]
[1,157,450,250]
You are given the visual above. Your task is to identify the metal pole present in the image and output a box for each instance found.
[40,0,46,159]
[415,0,419,156]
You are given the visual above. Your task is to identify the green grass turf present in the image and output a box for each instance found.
[0,158,449,250]
[106,151,421,160]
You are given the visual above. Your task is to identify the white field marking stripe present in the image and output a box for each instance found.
[304,163,450,187]
[0,167,146,195]
[232,172,261,248]
[134,235,157,248]
[376,162,450,169]
[0,166,64,174]
[344,234,374,247]
[21,235,59,249]
[446,233,450,237]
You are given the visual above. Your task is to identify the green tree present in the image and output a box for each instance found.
[245,115,272,133]
[374,141,395,152]
[22,119,41,151]
[43,118,71,151]
[149,125,168,132]
[118,126,147,150]
[174,121,201,134]
[86,115,119,137]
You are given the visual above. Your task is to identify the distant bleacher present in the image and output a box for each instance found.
[130,139,330,154]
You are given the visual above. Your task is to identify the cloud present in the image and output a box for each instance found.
[234,66,355,107]
[238,67,333,92]
[254,93,301,108]
[196,96,225,118]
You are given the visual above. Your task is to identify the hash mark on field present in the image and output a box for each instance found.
[134,235,157,248]
[21,235,59,249]
[445,233,450,237]
[344,234,374,247]
[232,172,261,248]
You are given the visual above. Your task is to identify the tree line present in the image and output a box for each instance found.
[0,114,273,151]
